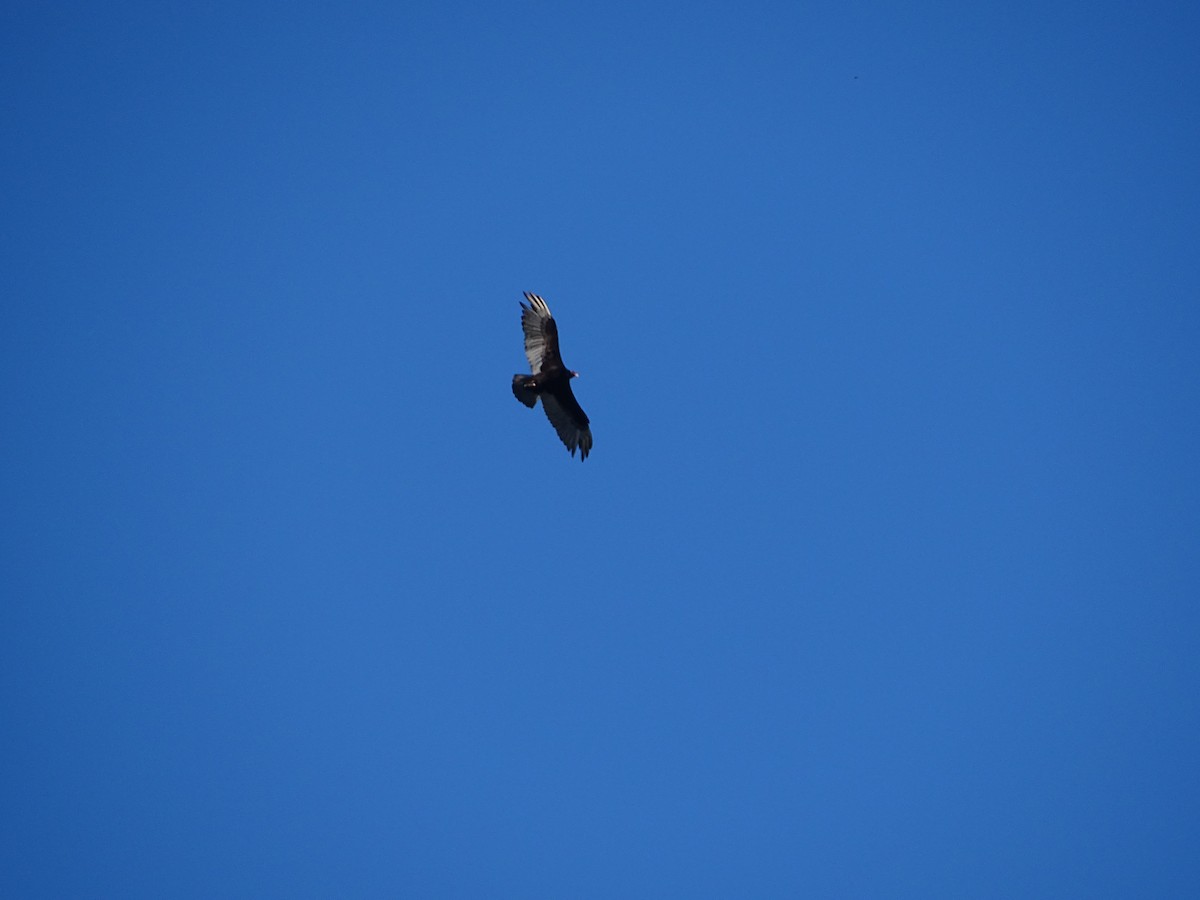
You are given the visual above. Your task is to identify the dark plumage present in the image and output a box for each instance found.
[511,292,592,460]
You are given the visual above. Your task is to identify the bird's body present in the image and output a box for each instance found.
[511,292,592,460]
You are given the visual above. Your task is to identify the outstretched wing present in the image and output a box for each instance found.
[519,292,563,374]
[542,383,592,460]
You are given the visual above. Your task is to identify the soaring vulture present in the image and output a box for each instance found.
[511,292,592,460]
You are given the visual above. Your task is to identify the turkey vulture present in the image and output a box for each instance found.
[511,292,592,460]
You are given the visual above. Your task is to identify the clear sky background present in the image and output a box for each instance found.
[3,1,1198,896]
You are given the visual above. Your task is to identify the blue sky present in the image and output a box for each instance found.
[3,1,1198,895]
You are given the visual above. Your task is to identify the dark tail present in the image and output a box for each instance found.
[511,374,538,408]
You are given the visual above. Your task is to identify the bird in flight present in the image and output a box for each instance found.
[511,292,592,460]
